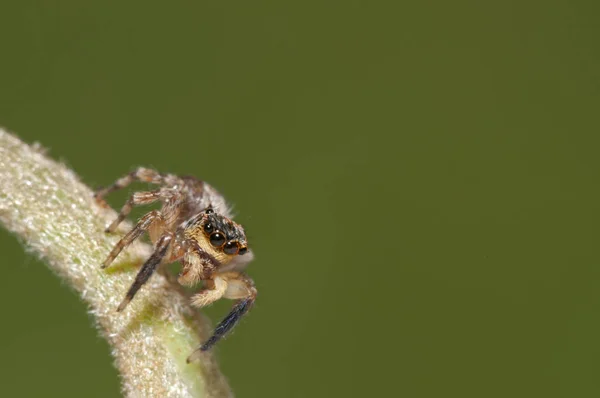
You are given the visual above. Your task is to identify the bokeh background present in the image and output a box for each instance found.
[1,1,600,397]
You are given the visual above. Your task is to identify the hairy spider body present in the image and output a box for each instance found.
[95,167,256,360]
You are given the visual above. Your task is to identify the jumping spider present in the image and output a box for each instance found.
[95,167,256,359]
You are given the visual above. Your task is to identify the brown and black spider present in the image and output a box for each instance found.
[94,167,256,359]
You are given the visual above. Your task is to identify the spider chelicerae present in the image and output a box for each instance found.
[94,167,256,360]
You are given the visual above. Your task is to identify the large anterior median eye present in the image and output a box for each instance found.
[209,232,226,247]
[223,241,239,255]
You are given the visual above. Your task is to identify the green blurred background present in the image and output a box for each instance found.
[1,1,599,397]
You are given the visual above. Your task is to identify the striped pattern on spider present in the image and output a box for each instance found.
[95,167,256,360]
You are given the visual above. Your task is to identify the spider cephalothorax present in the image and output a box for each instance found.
[94,167,257,360]
[187,208,249,259]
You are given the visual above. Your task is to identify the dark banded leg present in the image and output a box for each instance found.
[187,272,257,361]
[117,233,173,311]
[198,296,255,352]
[101,210,165,268]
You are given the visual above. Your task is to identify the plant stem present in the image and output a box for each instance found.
[0,129,233,398]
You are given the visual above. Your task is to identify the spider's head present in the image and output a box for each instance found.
[187,207,250,265]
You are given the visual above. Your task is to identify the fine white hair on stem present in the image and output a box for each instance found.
[0,129,233,398]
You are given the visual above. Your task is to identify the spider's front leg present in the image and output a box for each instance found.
[187,272,257,361]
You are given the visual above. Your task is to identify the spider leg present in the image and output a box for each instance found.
[94,167,168,200]
[190,277,228,308]
[187,272,257,361]
[101,210,165,268]
[105,189,162,233]
[117,232,173,312]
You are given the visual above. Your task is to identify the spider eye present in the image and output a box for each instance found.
[203,222,213,233]
[205,207,214,214]
[209,232,226,247]
[223,241,239,255]
[238,246,248,255]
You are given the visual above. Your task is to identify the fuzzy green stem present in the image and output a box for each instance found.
[0,129,233,398]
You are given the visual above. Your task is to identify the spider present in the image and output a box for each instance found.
[94,167,256,359]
